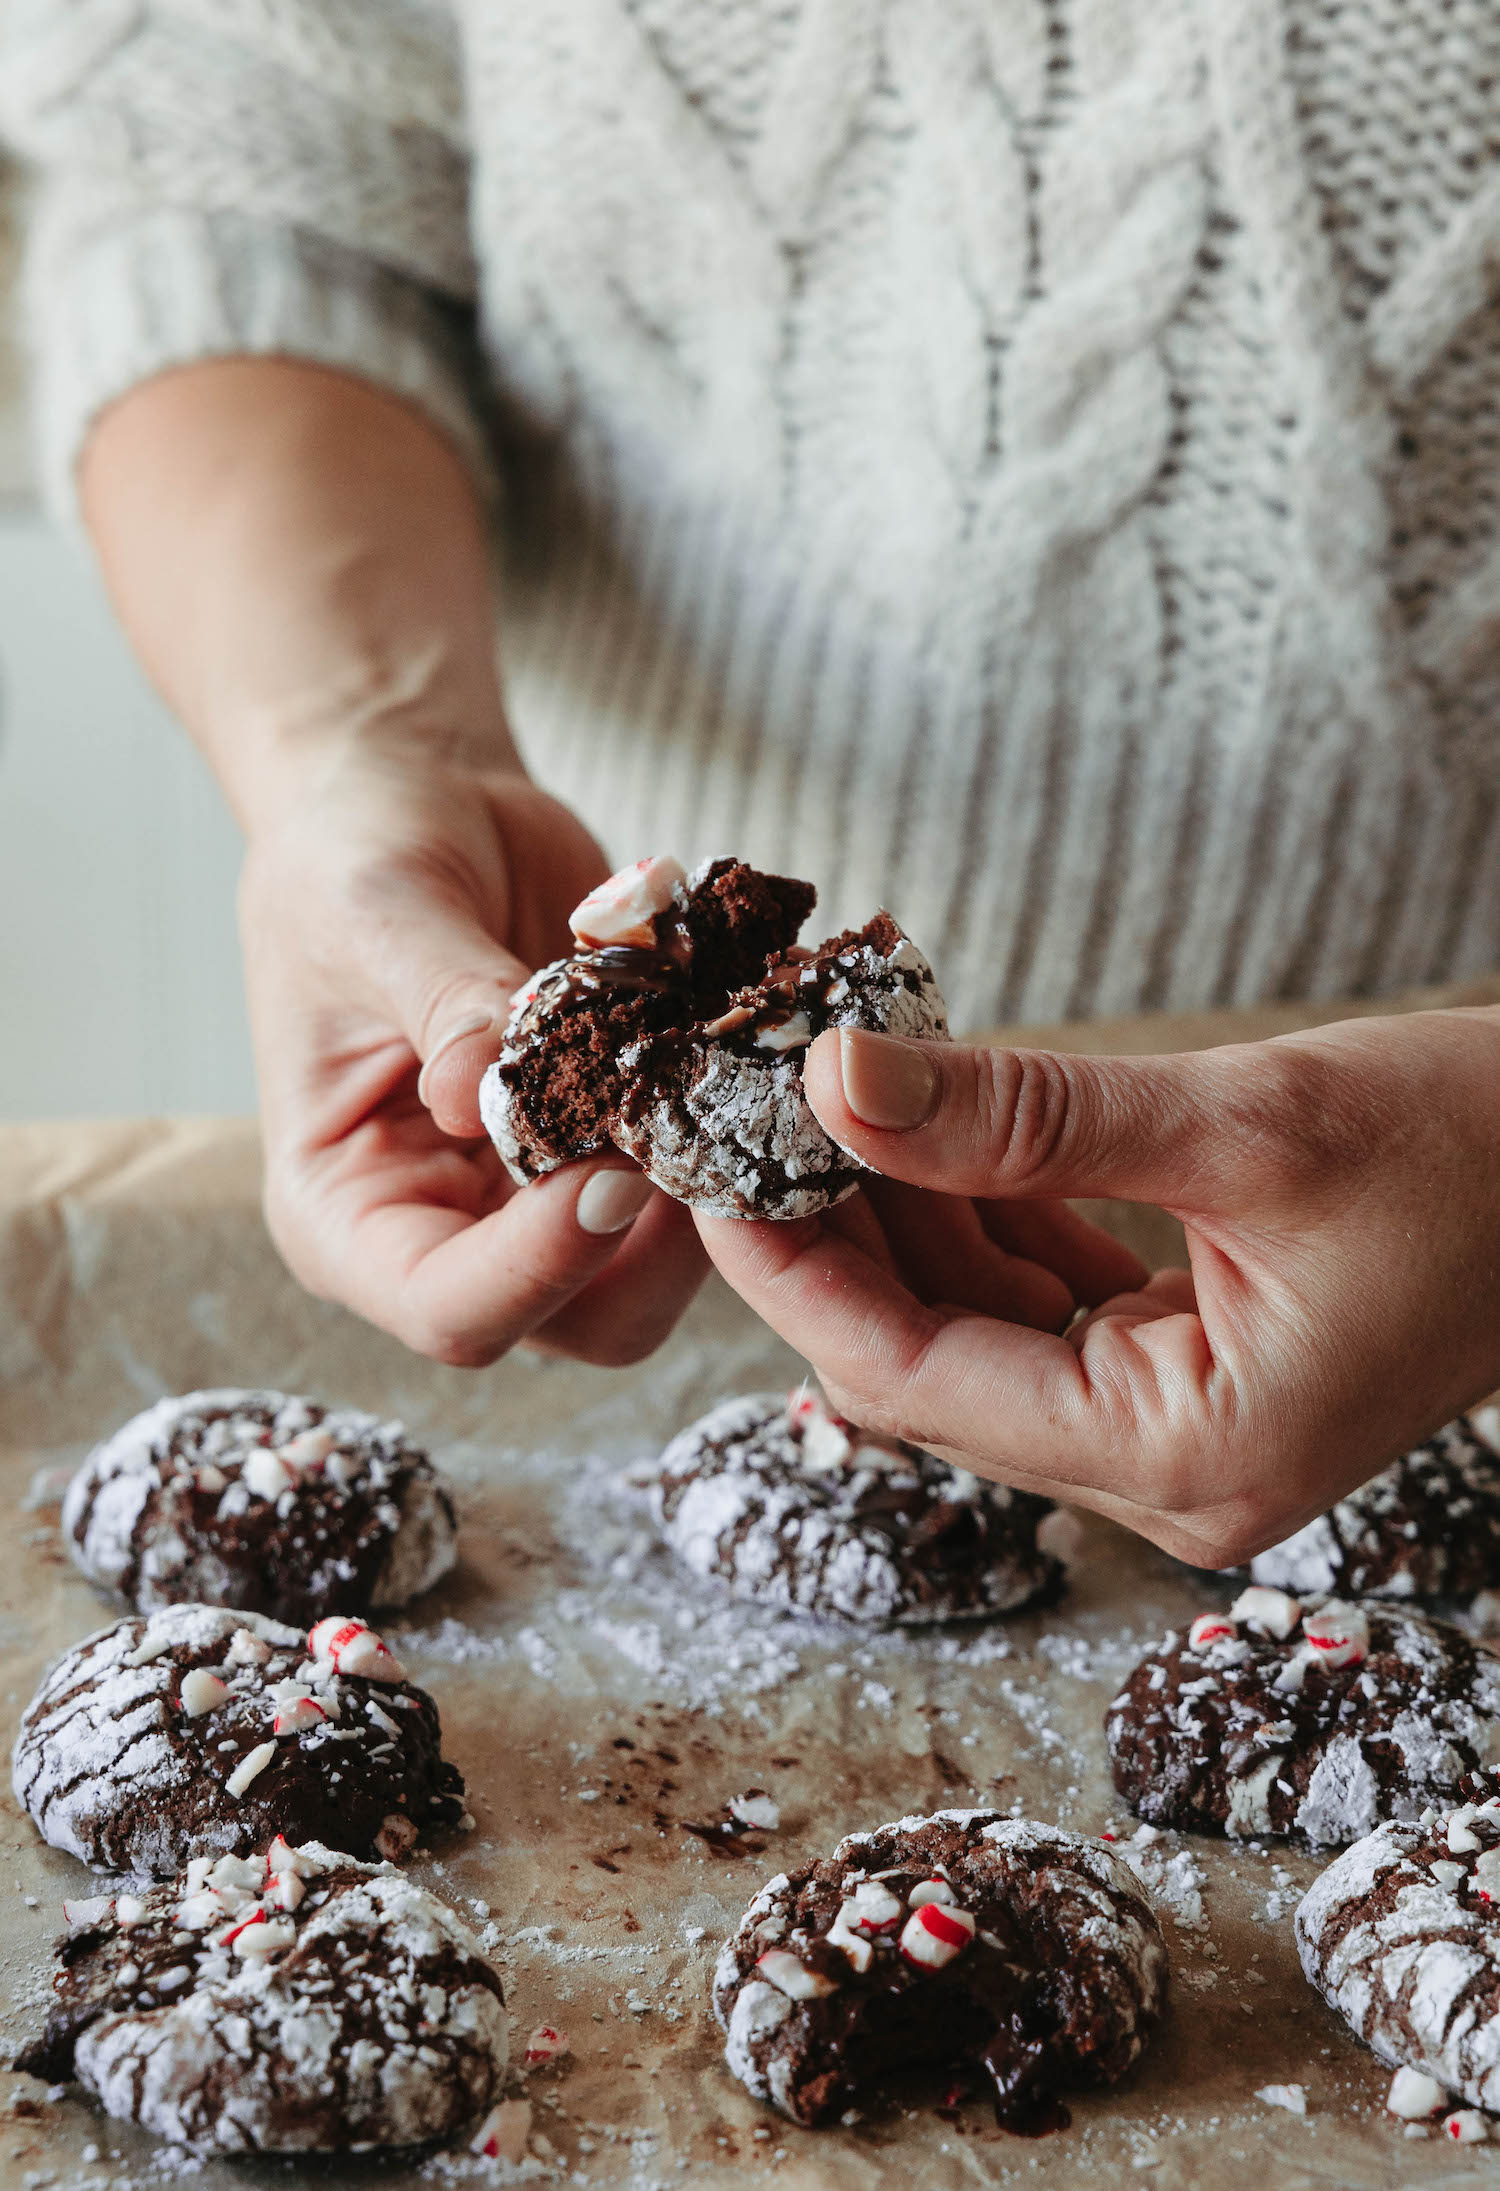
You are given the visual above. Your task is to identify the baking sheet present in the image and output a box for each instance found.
[9,978,1500,2191]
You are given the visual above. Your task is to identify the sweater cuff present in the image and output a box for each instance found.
[27,197,496,521]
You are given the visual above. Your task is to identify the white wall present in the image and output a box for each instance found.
[0,512,257,1117]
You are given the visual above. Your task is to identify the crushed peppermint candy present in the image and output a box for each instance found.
[179,1669,229,1716]
[727,1790,781,1831]
[568,855,687,950]
[226,1741,276,1798]
[524,2025,569,2066]
[899,1900,976,1970]
[1229,1585,1302,1638]
[1388,2066,1447,2119]
[307,1617,406,1683]
[1445,2109,1489,2143]
[756,1948,840,2000]
[1256,2083,1308,2115]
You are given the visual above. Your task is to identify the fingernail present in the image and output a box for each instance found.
[417,1011,500,1107]
[575,1168,654,1237]
[838,1028,939,1131]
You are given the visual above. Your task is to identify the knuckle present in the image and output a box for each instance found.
[975,1049,1075,1185]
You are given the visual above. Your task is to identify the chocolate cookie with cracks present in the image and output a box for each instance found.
[479,855,948,1220]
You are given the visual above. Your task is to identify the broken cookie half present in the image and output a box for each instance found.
[478,855,948,1220]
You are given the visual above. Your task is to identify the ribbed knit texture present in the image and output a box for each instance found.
[7,2,1500,1030]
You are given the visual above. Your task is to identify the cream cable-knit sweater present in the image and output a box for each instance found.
[6,1,1500,1032]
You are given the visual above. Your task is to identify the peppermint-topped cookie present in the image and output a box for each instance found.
[63,1389,457,1625]
[1249,1416,1500,1605]
[13,1605,465,1876]
[14,1840,507,2153]
[479,855,948,1220]
[1106,1589,1500,1845]
[713,1808,1167,2130]
[1296,1775,1500,2119]
[652,1389,1065,1625]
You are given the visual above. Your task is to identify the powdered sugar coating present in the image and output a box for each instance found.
[479,859,949,1221]
[713,1808,1166,2127]
[16,1841,507,2153]
[614,928,947,1219]
[63,1389,457,1624]
[652,1392,1062,1625]
[1250,1417,1500,1605]
[1107,1598,1500,1846]
[12,1604,465,1876]
[1296,1790,1500,2112]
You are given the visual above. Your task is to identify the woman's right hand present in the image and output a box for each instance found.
[239,748,707,1366]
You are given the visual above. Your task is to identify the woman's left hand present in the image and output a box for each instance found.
[695,1008,1500,1569]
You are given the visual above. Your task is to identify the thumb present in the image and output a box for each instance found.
[367,898,529,1138]
[803,1027,1289,1212]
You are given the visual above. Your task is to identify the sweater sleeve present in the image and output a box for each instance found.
[0,0,491,516]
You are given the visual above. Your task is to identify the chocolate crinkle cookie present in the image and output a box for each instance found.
[479,853,948,1220]
[1249,1415,1500,1606]
[12,1605,466,1877]
[1295,1774,1500,2119]
[1106,1587,1500,1847]
[62,1388,457,1626]
[652,1389,1067,1625]
[13,1840,507,2154]
[712,1808,1167,2132]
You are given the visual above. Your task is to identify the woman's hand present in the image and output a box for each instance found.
[696,1009,1500,1567]
[79,358,706,1366]
[239,751,706,1366]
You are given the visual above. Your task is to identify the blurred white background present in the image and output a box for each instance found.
[0,166,256,1118]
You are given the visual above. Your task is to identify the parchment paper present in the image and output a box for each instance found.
[8,977,1500,2191]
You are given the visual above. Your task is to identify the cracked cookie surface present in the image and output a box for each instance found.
[713,1808,1166,2130]
[13,1604,465,1876]
[63,1389,456,1626]
[652,1389,1065,1625]
[15,1840,507,2153]
[1106,1591,1500,1845]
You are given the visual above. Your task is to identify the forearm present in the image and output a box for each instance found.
[78,359,520,833]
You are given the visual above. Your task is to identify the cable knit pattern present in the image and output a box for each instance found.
[6,1,1500,1028]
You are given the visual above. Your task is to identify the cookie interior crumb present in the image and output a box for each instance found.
[498,858,818,1167]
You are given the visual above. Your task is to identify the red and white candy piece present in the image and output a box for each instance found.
[908,1878,959,1911]
[179,1668,229,1716]
[1229,1585,1302,1638]
[1187,1613,1237,1651]
[266,1834,317,1880]
[899,1901,976,1971]
[226,1740,276,1798]
[114,1894,148,1927]
[568,855,687,951]
[824,1906,873,1974]
[306,1617,406,1683]
[1302,1601,1369,1670]
[234,1916,296,1960]
[242,1449,296,1502]
[755,1948,842,2000]
[63,1895,114,1930]
[524,2025,569,2067]
[277,1427,333,1474]
[471,2099,532,2164]
[1448,1805,1484,1856]
[268,1868,306,1913]
[271,1687,328,1736]
[1473,1848,1500,1900]
[844,1878,905,1931]
[1445,2110,1489,2144]
[1387,2066,1446,2119]
[375,1812,420,1861]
